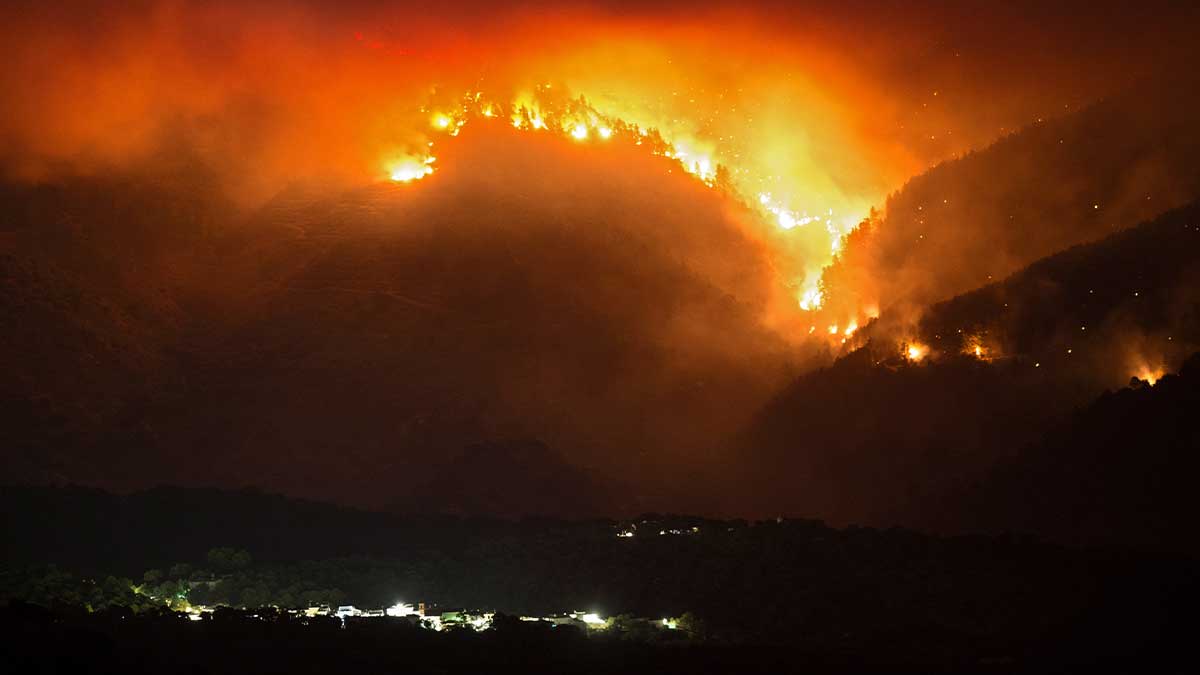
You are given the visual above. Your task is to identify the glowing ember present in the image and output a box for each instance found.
[905,342,929,362]
[799,287,824,311]
[962,334,991,360]
[388,156,435,183]
[1135,366,1165,385]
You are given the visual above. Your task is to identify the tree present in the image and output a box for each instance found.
[240,584,270,608]
[676,612,709,641]
[206,547,252,572]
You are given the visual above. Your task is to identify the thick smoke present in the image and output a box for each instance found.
[4,1,1193,208]
[818,74,1200,337]
[4,0,1199,518]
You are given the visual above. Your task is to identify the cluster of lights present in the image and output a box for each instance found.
[615,524,700,538]
[179,602,687,634]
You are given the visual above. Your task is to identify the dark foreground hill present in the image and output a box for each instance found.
[2,485,1197,670]
[960,352,1200,551]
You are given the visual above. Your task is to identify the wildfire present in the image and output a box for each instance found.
[1138,369,1164,385]
[390,85,857,316]
[798,287,824,311]
[904,342,929,362]
[962,333,993,360]
[758,192,822,231]
[1132,361,1165,385]
[1132,367,1161,384]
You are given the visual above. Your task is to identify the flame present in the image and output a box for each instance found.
[904,342,929,362]
[388,85,863,319]
[1137,369,1164,385]
[799,287,823,311]
[962,333,992,360]
[1132,360,1166,385]
[0,5,930,335]
[388,155,435,183]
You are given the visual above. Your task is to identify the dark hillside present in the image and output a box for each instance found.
[958,352,1200,552]
[740,202,1200,542]
[820,73,1200,321]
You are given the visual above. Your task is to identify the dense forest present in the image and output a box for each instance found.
[819,72,1200,319]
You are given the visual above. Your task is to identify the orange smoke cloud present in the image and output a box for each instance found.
[0,1,919,358]
[3,0,1192,347]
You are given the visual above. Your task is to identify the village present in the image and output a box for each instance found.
[178,600,681,635]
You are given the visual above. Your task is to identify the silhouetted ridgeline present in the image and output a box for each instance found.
[0,485,470,573]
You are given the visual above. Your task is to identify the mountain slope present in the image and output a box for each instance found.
[819,73,1200,323]
[738,201,1200,536]
[0,128,798,511]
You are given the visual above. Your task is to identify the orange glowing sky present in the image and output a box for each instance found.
[1,0,1194,329]
[7,0,1189,187]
